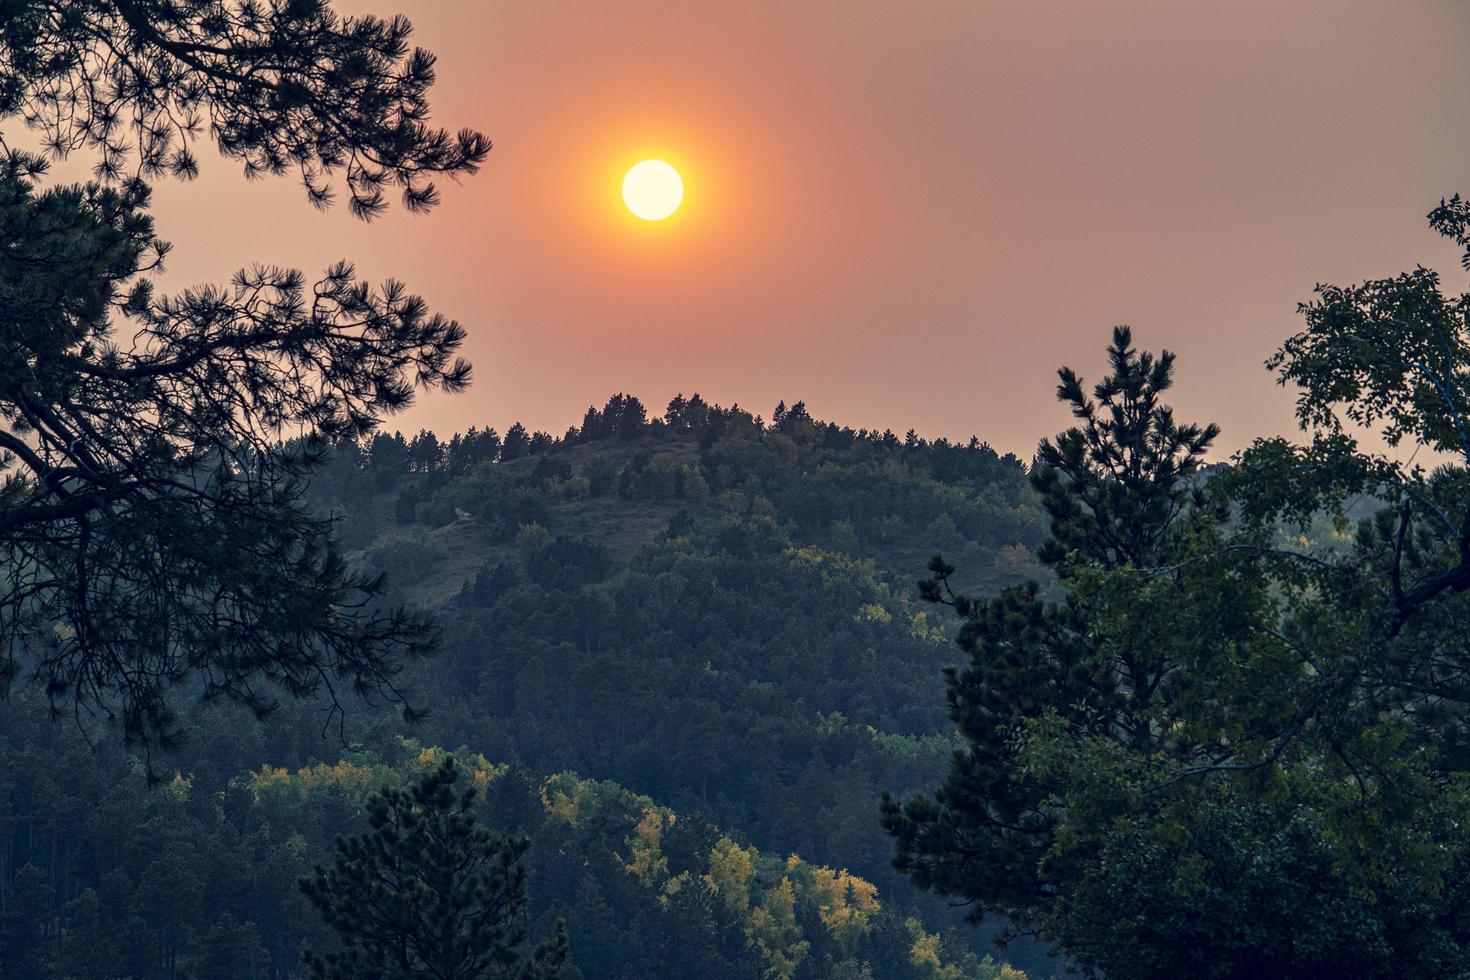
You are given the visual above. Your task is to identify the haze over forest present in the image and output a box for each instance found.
[111,0,1470,458]
[8,3,1470,980]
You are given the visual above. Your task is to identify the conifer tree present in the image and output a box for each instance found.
[301,756,568,980]
[884,327,1221,931]
[0,1,489,752]
[885,314,1470,978]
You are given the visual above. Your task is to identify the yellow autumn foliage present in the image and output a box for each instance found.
[623,807,673,884]
[802,863,879,950]
[245,747,1026,980]
[747,877,809,980]
[703,836,756,916]
[907,917,962,980]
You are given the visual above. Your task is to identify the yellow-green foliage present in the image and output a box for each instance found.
[907,607,947,643]
[993,541,1047,582]
[703,836,757,916]
[247,757,392,808]
[747,877,809,980]
[815,710,956,766]
[622,808,674,884]
[981,960,1029,980]
[538,771,997,979]
[163,772,192,803]
[790,546,956,645]
[539,771,629,826]
[244,739,507,814]
[906,917,959,979]
[239,749,1020,980]
[785,855,878,952]
[906,918,1028,980]
[785,545,885,590]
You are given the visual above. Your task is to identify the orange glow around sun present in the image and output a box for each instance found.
[601,143,700,237]
[555,102,752,235]
[496,78,800,309]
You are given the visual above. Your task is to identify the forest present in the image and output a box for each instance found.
[1,390,1052,978]
[9,2,1470,979]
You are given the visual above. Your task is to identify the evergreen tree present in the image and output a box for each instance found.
[500,423,531,462]
[0,863,54,977]
[580,405,604,441]
[411,430,445,473]
[301,756,568,980]
[884,328,1221,938]
[618,395,649,438]
[664,393,688,429]
[0,0,488,753]
[885,314,1470,978]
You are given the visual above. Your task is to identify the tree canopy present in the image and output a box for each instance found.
[0,0,487,753]
[300,755,568,980]
[884,241,1470,977]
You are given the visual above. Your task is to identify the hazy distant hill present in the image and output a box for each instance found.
[0,394,1056,979]
[301,393,1057,972]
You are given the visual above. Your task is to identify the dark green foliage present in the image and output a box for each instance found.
[500,424,531,462]
[0,387,1048,976]
[886,331,1220,939]
[1,863,54,977]
[463,562,522,608]
[573,394,650,442]
[885,332,1224,930]
[300,756,567,980]
[584,454,621,497]
[187,912,270,980]
[520,534,613,590]
[1030,326,1220,574]
[0,694,1015,980]
[282,394,1056,973]
[886,247,1470,978]
[0,0,487,755]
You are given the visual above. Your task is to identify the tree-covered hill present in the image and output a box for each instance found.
[0,392,1053,978]
[302,394,1049,898]
[0,698,1021,980]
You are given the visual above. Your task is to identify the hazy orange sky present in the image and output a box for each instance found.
[135,0,1470,457]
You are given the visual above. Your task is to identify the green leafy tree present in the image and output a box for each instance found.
[0,0,488,753]
[885,312,1470,978]
[300,755,568,980]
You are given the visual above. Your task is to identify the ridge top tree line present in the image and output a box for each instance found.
[7,1,1470,978]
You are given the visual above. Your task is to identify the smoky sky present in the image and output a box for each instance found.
[127,0,1470,458]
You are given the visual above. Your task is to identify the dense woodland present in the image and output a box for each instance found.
[11,1,1470,978]
[0,394,1049,978]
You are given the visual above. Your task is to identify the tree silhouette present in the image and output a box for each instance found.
[886,313,1470,978]
[885,329,1218,937]
[0,1,489,754]
[300,756,567,980]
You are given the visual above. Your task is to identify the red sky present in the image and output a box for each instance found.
[134,0,1470,458]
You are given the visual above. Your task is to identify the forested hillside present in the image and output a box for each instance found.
[306,395,1047,891]
[14,2,1470,978]
[0,393,1051,978]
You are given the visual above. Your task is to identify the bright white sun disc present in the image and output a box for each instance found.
[622,160,683,221]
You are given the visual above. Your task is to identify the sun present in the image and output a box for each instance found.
[622,159,684,221]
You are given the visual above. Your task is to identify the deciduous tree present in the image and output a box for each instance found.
[885,302,1470,978]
